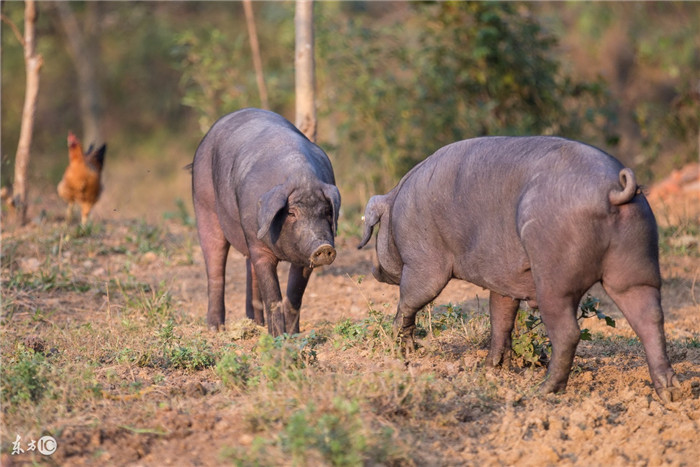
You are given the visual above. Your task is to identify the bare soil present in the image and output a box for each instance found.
[1,176,699,466]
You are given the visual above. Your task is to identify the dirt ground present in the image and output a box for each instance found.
[1,167,699,466]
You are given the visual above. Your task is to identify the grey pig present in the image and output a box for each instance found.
[359,136,681,402]
[191,108,340,336]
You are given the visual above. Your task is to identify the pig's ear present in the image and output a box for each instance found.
[357,195,387,249]
[322,183,341,236]
[257,184,289,239]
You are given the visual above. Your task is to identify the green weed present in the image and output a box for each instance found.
[163,198,195,226]
[417,302,470,338]
[283,398,367,466]
[124,281,175,323]
[333,309,393,351]
[216,351,253,390]
[511,294,617,366]
[126,220,166,254]
[159,320,216,371]
[1,346,51,406]
[256,333,318,386]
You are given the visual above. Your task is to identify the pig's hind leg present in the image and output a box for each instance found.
[395,265,451,354]
[602,283,680,402]
[195,207,231,331]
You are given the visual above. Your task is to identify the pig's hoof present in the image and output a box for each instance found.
[208,323,225,332]
[485,350,512,369]
[658,387,683,404]
[657,375,683,403]
[538,377,567,395]
[310,244,336,267]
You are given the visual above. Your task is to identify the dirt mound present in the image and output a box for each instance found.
[647,162,699,225]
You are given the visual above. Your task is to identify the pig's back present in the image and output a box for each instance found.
[391,136,626,298]
[211,108,334,186]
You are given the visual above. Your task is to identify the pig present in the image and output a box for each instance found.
[358,136,681,402]
[191,108,340,336]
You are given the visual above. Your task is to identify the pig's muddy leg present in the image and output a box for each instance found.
[196,211,230,331]
[251,254,285,336]
[486,291,520,368]
[284,265,313,335]
[602,284,681,402]
[395,267,449,355]
[537,294,581,394]
[245,259,265,326]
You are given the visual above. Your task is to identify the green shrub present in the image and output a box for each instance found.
[256,333,318,385]
[283,397,367,466]
[216,351,253,390]
[1,347,51,406]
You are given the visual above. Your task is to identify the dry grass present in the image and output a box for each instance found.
[2,212,699,465]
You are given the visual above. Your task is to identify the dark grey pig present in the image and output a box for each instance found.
[191,108,340,336]
[359,136,680,402]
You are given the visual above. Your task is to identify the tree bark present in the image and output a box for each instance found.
[242,0,269,110]
[54,1,103,146]
[295,0,316,142]
[12,0,42,225]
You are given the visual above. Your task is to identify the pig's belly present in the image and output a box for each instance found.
[453,254,537,305]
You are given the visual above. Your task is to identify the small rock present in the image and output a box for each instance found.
[19,257,41,273]
[141,251,158,264]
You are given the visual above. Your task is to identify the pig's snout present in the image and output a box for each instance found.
[310,244,336,268]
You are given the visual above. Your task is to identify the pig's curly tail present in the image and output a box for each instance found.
[609,168,638,205]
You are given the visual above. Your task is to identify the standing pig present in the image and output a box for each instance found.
[191,108,340,336]
[359,136,681,402]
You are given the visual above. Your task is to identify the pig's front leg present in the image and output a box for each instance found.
[245,258,265,326]
[251,251,285,336]
[284,265,313,335]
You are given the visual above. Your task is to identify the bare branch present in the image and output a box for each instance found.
[1,13,26,48]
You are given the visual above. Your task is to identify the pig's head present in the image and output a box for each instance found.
[357,194,402,285]
[257,180,340,268]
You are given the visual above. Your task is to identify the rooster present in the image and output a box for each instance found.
[57,132,106,225]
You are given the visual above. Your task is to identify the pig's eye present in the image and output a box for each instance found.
[287,208,298,220]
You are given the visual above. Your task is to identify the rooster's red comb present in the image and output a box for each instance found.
[67,131,80,147]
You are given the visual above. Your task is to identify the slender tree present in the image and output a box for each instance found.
[295,0,316,142]
[7,0,42,225]
[242,0,269,110]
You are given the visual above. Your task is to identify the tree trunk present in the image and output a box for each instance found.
[295,0,316,142]
[242,0,269,110]
[54,1,103,146]
[12,0,42,225]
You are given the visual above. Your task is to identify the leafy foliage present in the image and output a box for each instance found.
[512,295,616,365]
[333,309,393,351]
[316,2,617,201]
